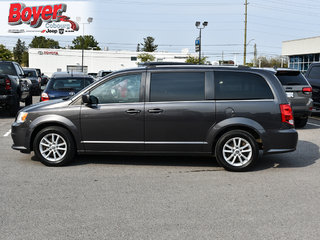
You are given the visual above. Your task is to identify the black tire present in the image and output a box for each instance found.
[25,95,33,106]
[33,126,75,166]
[9,96,20,117]
[294,117,308,128]
[215,130,259,172]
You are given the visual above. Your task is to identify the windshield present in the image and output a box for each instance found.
[0,63,16,75]
[24,70,37,77]
[276,71,309,85]
[47,78,93,92]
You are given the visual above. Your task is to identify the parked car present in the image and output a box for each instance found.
[88,72,97,78]
[12,63,298,171]
[23,68,41,96]
[96,70,112,80]
[305,63,320,110]
[270,68,312,128]
[0,61,32,116]
[41,72,94,101]
[40,74,50,88]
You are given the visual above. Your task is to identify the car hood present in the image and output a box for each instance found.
[26,77,38,81]
[20,98,71,113]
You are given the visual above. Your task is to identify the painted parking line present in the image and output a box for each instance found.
[3,129,11,137]
[307,122,320,127]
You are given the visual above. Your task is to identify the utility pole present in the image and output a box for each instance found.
[243,0,248,65]
[199,28,202,64]
[253,43,257,67]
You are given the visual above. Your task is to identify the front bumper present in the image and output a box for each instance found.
[11,122,31,153]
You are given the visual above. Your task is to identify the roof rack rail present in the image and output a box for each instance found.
[237,65,250,69]
[138,62,196,67]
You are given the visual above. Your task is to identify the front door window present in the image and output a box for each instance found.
[90,74,141,104]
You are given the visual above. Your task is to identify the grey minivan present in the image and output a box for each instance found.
[11,64,298,171]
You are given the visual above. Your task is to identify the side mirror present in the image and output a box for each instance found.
[82,94,98,105]
[82,94,91,104]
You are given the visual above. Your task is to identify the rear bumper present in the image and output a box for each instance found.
[291,101,313,118]
[0,94,15,106]
[263,128,298,154]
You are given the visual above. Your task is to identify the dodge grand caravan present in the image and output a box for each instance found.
[11,63,298,171]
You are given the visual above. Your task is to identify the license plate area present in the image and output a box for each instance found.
[286,92,294,98]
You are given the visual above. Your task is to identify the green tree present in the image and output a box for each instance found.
[71,35,101,50]
[22,51,29,67]
[137,53,155,62]
[29,36,60,49]
[141,36,158,52]
[0,44,13,61]
[13,39,27,64]
[185,55,209,64]
[254,56,287,68]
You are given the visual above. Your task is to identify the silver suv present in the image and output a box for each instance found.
[274,69,313,128]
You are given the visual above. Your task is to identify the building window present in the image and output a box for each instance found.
[131,56,137,61]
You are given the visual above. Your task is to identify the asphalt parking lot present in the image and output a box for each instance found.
[1,98,320,240]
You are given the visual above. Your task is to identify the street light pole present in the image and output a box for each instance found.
[77,17,93,73]
[195,21,208,65]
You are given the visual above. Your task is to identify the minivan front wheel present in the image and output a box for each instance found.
[215,130,259,171]
[33,126,75,166]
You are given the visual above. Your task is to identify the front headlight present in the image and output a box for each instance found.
[16,112,28,123]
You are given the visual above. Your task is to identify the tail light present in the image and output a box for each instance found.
[41,92,49,101]
[5,78,11,90]
[280,104,294,126]
[38,77,41,83]
[302,87,312,93]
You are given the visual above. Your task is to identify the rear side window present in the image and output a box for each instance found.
[276,71,308,85]
[0,63,16,75]
[308,66,320,79]
[214,71,274,100]
[150,72,205,102]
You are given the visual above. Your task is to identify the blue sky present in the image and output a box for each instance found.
[1,0,320,64]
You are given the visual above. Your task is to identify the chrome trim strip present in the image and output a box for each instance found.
[81,141,144,144]
[81,141,208,145]
[145,141,207,145]
[215,99,274,102]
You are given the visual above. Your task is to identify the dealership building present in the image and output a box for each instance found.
[28,48,194,76]
[282,36,320,72]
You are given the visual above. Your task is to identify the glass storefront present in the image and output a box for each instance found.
[289,53,320,72]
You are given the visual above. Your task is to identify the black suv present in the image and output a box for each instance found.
[11,64,298,171]
[305,63,320,109]
[0,61,32,116]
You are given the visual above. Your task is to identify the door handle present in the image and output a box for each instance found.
[126,109,141,114]
[148,108,164,113]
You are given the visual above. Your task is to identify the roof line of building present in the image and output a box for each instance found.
[283,35,320,43]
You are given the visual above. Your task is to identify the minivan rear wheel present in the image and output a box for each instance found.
[215,130,259,171]
[33,126,75,166]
